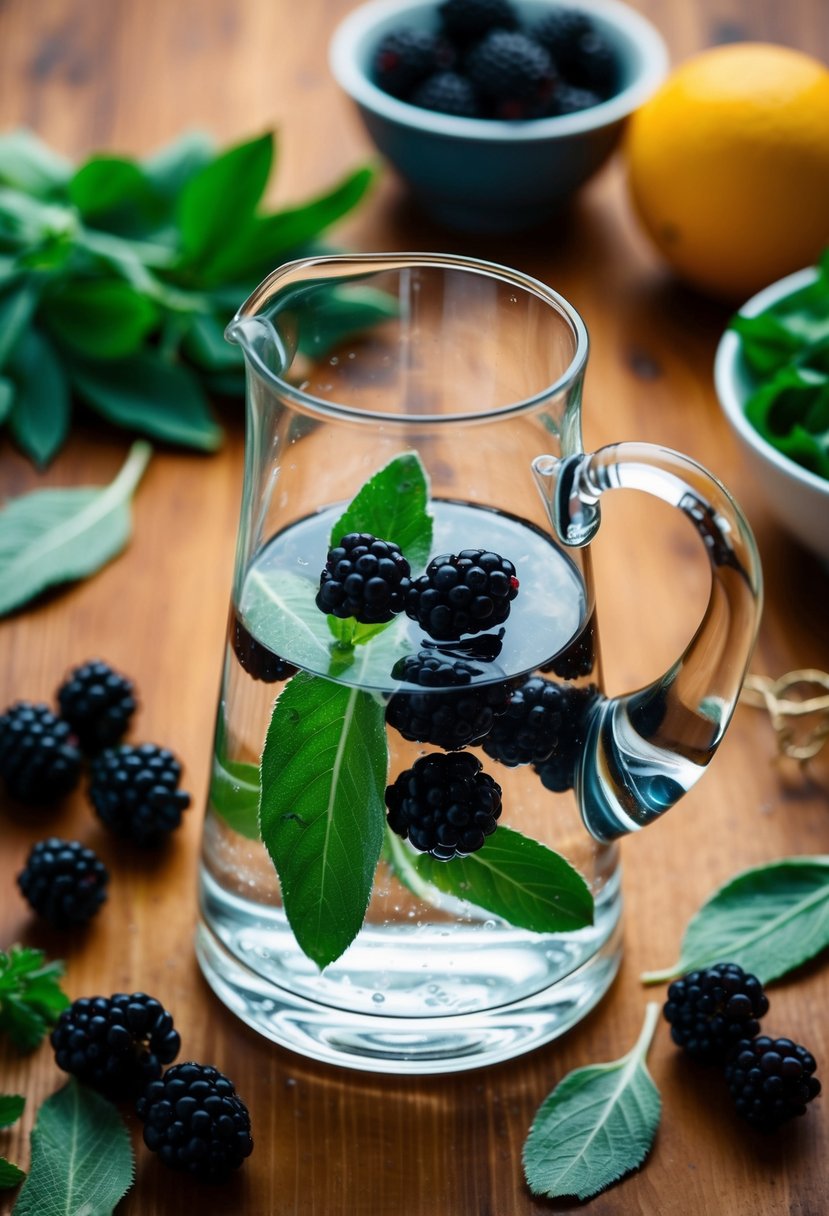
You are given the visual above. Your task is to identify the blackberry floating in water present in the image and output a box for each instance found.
[316,533,411,625]
[385,751,502,861]
[405,549,519,640]
[232,617,297,683]
[386,651,510,750]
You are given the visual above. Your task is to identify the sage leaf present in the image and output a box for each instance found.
[0,280,40,371]
[242,568,333,669]
[0,439,151,616]
[0,376,14,424]
[68,156,164,236]
[13,1080,134,1216]
[71,353,222,450]
[415,826,594,933]
[523,1002,661,1201]
[8,329,70,467]
[259,671,387,969]
[642,855,829,985]
[209,752,260,840]
[331,451,433,570]
[182,312,246,372]
[42,278,160,359]
[177,132,273,268]
[141,130,215,201]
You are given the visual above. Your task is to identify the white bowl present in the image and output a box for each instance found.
[714,266,829,563]
[330,0,668,232]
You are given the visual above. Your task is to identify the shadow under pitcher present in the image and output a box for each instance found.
[196,253,762,1073]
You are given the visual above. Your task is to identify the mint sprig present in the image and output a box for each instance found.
[0,946,69,1052]
[0,128,376,464]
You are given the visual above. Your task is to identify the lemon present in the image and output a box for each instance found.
[624,43,829,300]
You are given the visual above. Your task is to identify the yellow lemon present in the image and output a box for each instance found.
[624,43,829,300]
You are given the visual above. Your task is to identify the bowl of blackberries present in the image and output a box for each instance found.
[330,0,668,232]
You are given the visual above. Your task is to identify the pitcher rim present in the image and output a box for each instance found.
[226,252,590,426]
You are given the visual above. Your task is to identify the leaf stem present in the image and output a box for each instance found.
[630,1001,661,1062]
[640,965,679,986]
[110,439,153,500]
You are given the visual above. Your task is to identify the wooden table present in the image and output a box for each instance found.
[1,2,827,1213]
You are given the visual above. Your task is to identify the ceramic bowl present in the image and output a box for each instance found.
[714,266,829,564]
[329,0,668,232]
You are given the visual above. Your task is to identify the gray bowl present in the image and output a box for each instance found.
[329,0,668,232]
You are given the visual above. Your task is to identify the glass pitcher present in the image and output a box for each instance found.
[196,253,762,1074]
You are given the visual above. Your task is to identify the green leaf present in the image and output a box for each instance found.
[259,671,388,968]
[241,568,333,669]
[8,329,70,467]
[67,156,164,236]
[0,947,69,1051]
[0,376,15,424]
[0,439,151,616]
[177,132,273,267]
[0,280,40,371]
[42,278,160,359]
[141,130,215,201]
[199,164,374,284]
[71,353,222,450]
[0,1158,25,1189]
[642,856,829,985]
[330,451,433,570]
[182,312,245,372]
[523,1002,661,1201]
[415,826,594,933]
[0,130,71,196]
[209,752,261,840]
[13,1080,134,1216]
[0,1095,24,1128]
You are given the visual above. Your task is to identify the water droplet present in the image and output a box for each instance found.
[371,992,385,1004]
[329,355,339,365]
[483,920,496,930]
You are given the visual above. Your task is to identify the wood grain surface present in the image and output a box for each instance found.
[1,2,828,1213]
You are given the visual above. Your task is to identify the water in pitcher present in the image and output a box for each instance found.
[199,498,621,1038]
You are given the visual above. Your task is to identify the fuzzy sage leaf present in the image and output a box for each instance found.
[13,1080,134,1216]
[642,855,829,985]
[0,440,151,616]
[414,826,593,933]
[259,671,388,969]
[523,1002,661,1201]
[330,450,433,571]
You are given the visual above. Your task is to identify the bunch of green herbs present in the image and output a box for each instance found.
[0,129,374,466]
[730,248,829,482]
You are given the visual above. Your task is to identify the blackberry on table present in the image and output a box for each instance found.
[17,837,108,927]
[51,992,180,1100]
[137,1062,253,1183]
[725,1035,821,1131]
[232,618,296,683]
[373,28,449,98]
[385,751,502,861]
[0,702,82,804]
[89,743,191,847]
[57,659,136,753]
[438,0,518,44]
[386,651,509,750]
[316,532,411,625]
[410,70,482,116]
[405,549,518,640]
[482,677,596,793]
[663,962,770,1064]
[465,30,556,119]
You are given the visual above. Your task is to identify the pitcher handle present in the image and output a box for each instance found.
[532,443,763,842]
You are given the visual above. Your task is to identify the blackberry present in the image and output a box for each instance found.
[17,837,108,927]
[386,651,509,750]
[137,1062,253,1183]
[663,963,770,1063]
[405,549,518,640]
[57,659,136,752]
[548,83,602,116]
[532,7,592,64]
[725,1036,821,1131]
[0,702,81,804]
[88,743,191,846]
[482,677,596,793]
[438,0,518,45]
[562,31,618,97]
[545,618,597,679]
[51,992,180,1100]
[465,30,556,119]
[385,751,502,861]
[317,532,411,625]
[373,28,449,98]
[232,617,296,683]
[410,71,482,117]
